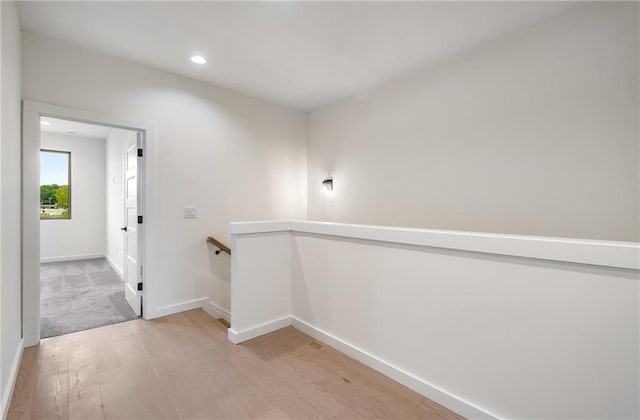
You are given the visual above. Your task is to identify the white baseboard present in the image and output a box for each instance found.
[1,338,24,419]
[201,300,230,322]
[227,316,291,344]
[224,313,496,418]
[105,255,124,281]
[154,297,210,318]
[40,253,105,263]
[290,317,497,420]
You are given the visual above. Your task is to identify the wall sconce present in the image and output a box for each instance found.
[322,177,333,191]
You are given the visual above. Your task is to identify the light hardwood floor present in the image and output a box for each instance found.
[8,309,463,419]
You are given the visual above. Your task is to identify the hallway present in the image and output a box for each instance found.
[8,310,461,419]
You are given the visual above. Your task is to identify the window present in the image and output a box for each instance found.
[40,150,71,219]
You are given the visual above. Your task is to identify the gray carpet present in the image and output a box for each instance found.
[40,258,138,339]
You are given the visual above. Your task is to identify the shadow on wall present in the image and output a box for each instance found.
[207,241,231,312]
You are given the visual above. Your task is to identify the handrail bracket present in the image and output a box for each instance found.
[207,236,231,255]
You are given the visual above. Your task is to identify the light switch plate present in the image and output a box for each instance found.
[184,207,197,218]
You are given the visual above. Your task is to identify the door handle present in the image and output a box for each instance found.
[120,226,128,232]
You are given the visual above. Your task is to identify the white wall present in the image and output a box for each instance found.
[22,32,308,318]
[0,1,22,416]
[230,230,291,338]
[105,128,137,277]
[230,221,639,419]
[307,2,639,242]
[40,132,106,262]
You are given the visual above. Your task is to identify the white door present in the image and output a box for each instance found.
[123,142,142,316]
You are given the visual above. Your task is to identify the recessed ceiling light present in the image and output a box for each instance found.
[190,55,207,64]
[40,121,51,126]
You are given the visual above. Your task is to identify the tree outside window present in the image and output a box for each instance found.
[40,150,71,219]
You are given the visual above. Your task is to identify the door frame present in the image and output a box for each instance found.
[22,100,157,347]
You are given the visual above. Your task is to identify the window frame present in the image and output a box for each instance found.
[40,149,72,220]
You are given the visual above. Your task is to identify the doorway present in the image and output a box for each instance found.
[22,101,152,346]
[38,117,141,338]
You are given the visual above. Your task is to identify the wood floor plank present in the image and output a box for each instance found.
[68,363,100,402]
[226,348,343,419]
[6,347,39,419]
[200,377,275,419]
[317,374,427,419]
[68,392,105,420]
[153,356,231,418]
[99,365,178,420]
[32,369,69,420]
[418,397,466,420]
[8,309,464,420]
[292,338,427,406]
[35,339,70,377]
[135,328,176,366]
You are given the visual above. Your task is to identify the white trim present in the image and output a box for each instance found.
[227,316,292,344]
[22,100,158,346]
[22,100,154,132]
[228,221,638,418]
[105,254,124,281]
[22,102,41,347]
[230,220,640,270]
[40,253,105,264]
[154,297,209,318]
[202,300,230,322]
[1,338,24,420]
[230,220,291,235]
[291,318,496,420]
[226,315,496,419]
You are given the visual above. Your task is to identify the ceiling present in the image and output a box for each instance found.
[17,1,587,111]
[40,117,112,139]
